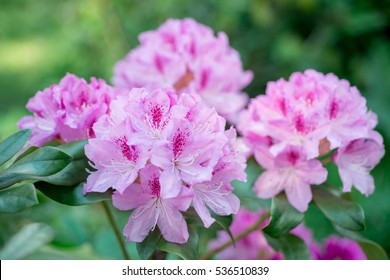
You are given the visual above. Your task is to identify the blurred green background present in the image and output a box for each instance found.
[0,0,389,259]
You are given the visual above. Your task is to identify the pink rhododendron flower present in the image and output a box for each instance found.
[85,87,246,242]
[192,162,240,228]
[239,69,373,159]
[112,165,192,243]
[83,136,148,194]
[112,18,253,122]
[335,136,385,196]
[238,69,384,211]
[18,73,120,146]
[291,224,365,260]
[314,236,366,260]
[190,127,244,227]
[254,146,327,212]
[209,208,282,260]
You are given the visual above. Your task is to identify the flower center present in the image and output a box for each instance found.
[115,137,139,162]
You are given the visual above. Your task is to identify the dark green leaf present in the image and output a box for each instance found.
[0,146,72,189]
[335,226,388,260]
[14,146,39,162]
[137,229,162,260]
[57,140,87,158]
[40,140,89,186]
[265,233,310,260]
[232,157,263,198]
[183,207,235,245]
[36,182,112,206]
[313,187,365,231]
[158,226,199,260]
[239,196,270,211]
[263,193,304,238]
[182,207,203,226]
[0,183,38,213]
[0,223,55,259]
[212,214,235,246]
[0,129,31,166]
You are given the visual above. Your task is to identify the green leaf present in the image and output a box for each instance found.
[265,233,310,260]
[57,140,87,157]
[183,207,235,246]
[183,207,203,226]
[137,229,162,260]
[40,140,89,186]
[0,223,55,259]
[313,187,365,231]
[335,226,388,260]
[212,214,235,246]
[36,182,111,206]
[0,183,38,213]
[0,146,72,189]
[239,196,270,211]
[0,129,31,166]
[158,226,199,260]
[263,193,304,238]
[14,146,39,162]
[232,157,263,198]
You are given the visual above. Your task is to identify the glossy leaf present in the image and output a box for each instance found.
[40,140,89,186]
[335,226,388,260]
[211,214,235,246]
[137,229,162,260]
[14,146,39,162]
[239,196,270,211]
[182,207,203,226]
[36,182,112,206]
[263,193,304,238]
[0,183,38,213]
[0,146,72,189]
[313,187,365,231]
[0,129,31,166]
[0,223,55,259]
[183,207,235,245]
[232,157,263,198]
[158,226,199,260]
[265,233,310,260]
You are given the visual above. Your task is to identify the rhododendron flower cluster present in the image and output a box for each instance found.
[112,18,253,122]
[9,15,386,260]
[18,73,120,146]
[313,236,367,260]
[290,225,366,260]
[84,87,246,243]
[238,69,385,212]
[210,209,366,260]
[209,209,282,260]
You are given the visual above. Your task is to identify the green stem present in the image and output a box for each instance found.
[198,211,270,260]
[101,201,130,260]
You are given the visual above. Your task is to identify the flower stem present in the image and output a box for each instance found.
[198,211,270,260]
[101,201,131,260]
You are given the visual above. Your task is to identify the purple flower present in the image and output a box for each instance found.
[238,69,374,159]
[209,209,282,260]
[18,73,120,146]
[112,18,253,122]
[254,146,327,212]
[315,236,366,260]
[84,87,247,241]
[84,136,148,194]
[237,69,384,211]
[112,165,192,243]
[335,136,385,196]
